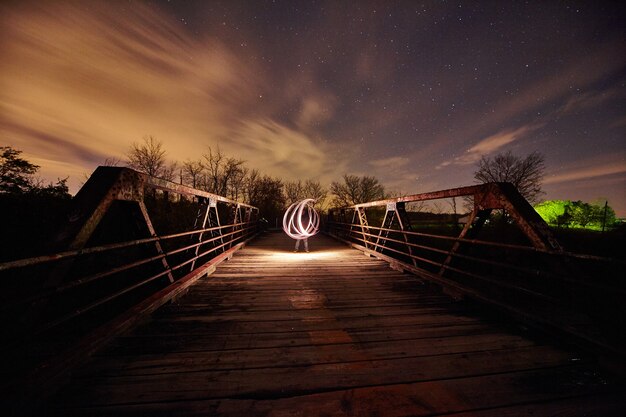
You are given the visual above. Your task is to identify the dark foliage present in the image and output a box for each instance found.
[0,192,72,261]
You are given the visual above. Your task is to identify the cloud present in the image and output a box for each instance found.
[297,92,338,129]
[610,116,626,129]
[224,119,346,183]
[0,2,257,187]
[0,2,347,193]
[559,84,624,115]
[369,156,410,169]
[437,124,536,168]
[448,41,626,144]
[544,161,626,185]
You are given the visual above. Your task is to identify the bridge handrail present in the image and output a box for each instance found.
[329,219,625,264]
[325,182,625,360]
[0,221,250,272]
[0,166,261,408]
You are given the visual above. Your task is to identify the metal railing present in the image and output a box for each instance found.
[0,167,260,411]
[326,182,625,361]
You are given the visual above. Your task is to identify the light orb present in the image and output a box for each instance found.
[282,198,320,240]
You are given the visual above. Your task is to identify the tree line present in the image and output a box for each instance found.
[534,199,617,231]
[0,139,387,222]
[124,136,386,218]
[2,139,619,229]
[0,146,70,198]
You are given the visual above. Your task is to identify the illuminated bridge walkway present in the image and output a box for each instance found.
[48,232,623,416]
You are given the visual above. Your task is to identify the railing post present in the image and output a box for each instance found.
[373,204,393,252]
[137,200,174,283]
[439,206,492,277]
[229,203,243,248]
[190,198,223,271]
[356,207,370,249]
[374,202,416,267]
[394,202,416,267]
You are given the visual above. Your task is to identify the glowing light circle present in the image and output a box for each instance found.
[282,198,320,240]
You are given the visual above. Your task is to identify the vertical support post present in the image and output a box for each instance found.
[395,202,417,267]
[356,207,370,249]
[137,201,174,283]
[348,209,359,241]
[243,207,252,239]
[374,204,394,252]
[374,202,416,266]
[229,203,242,248]
[190,198,219,271]
[439,207,492,276]
[211,199,224,252]
[338,209,346,238]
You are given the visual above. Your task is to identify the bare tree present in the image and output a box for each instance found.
[284,180,304,206]
[407,201,427,213]
[242,168,260,205]
[303,179,328,208]
[126,135,168,178]
[182,159,204,188]
[162,161,178,182]
[330,174,385,207]
[245,172,285,222]
[227,166,248,201]
[431,201,444,215]
[103,158,120,166]
[284,179,328,209]
[202,146,246,197]
[474,151,545,203]
[447,197,458,216]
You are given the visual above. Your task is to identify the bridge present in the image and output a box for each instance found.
[1,167,624,416]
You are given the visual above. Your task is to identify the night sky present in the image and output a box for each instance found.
[1,1,624,213]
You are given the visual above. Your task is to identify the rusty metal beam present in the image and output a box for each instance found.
[137,200,173,282]
[351,184,486,209]
[338,182,561,252]
[439,208,492,276]
[51,167,145,251]
[52,166,255,252]
[145,175,255,208]
[478,183,562,251]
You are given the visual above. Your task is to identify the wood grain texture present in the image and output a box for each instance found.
[47,232,624,416]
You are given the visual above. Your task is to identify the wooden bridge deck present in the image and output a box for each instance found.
[48,232,623,416]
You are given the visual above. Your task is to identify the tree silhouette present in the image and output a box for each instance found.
[474,151,545,203]
[126,135,168,178]
[1,146,39,193]
[284,179,328,208]
[331,174,386,207]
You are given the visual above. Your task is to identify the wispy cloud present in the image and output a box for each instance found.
[296,91,338,129]
[224,119,347,183]
[478,42,625,134]
[559,84,624,115]
[0,2,343,192]
[544,160,626,185]
[437,124,536,168]
[369,156,410,169]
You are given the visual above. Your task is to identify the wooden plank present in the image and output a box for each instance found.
[79,332,538,377]
[45,232,625,415]
[130,310,484,336]
[51,366,622,416]
[55,345,578,406]
[97,323,496,356]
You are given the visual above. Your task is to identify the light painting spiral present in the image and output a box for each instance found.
[282,198,320,240]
